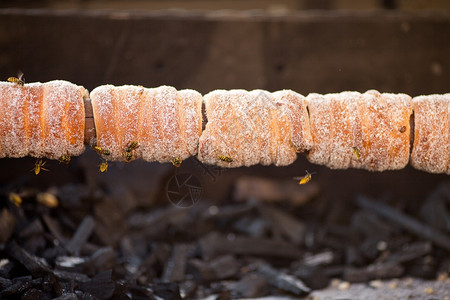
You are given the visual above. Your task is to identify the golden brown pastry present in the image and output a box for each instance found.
[0,80,87,159]
[411,94,450,174]
[90,85,202,163]
[198,89,312,167]
[306,90,412,171]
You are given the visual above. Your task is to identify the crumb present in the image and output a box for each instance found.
[338,281,350,290]
[388,280,398,289]
[369,280,383,289]
[424,287,434,294]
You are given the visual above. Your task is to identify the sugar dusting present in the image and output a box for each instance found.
[0,80,86,159]
[198,89,306,167]
[307,91,412,171]
[411,94,450,174]
[91,85,202,163]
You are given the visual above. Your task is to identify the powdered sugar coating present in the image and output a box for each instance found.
[306,90,412,171]
[198,89,303,167]
[411,94,450,174]
[91,85,202,162]
[0,80,86,159]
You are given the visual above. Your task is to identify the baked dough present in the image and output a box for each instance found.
[90,85,202,162]
[411,94,450,174]
[0,80,87,159]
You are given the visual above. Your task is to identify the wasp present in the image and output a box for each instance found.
[99,160,108,172]
[32,159,49,175]
[123,141,139,162]
[218,155,233,162]
[124,141,139,153]
[9,192,22,207]
[293,170,316,185]
[93,145,111,156]
[7,71,25,86]
[170,157,182,167]
[58,154,71,165]
[352,147,361,160]
[124,152,133,163]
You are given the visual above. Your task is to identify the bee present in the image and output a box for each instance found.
[99,160,108,172]
[218,155,233,162]
[9,192,22,207]
[352,147,361,160]
[293,170,316,185]
[124,152,133,163]
[124,141,139,153]
[32,159,49,175]
[93,146,111,156]
[7,71,25,86]
[170,157,182,167]
[58,154,71,165]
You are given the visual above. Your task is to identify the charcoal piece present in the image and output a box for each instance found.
[42,273,63,295]
[345,245,365,266]
[201,203,255,221]
[138,243,171,280]
[179,280,197,299]
[233,273,269,298]
[257,263,311,295]
[199,232,301,260]
[324,265,345,277]
[293,265,329,290]
[162,244,190,282]
[357,195,450,251]
[55,256,86,273]
[52,293,78,300]
[0,281,25,297]
[42,246,67,262]
[66,216,95,255]
[406,256,437,279]
[152,282,182,300]
[360,238,382,260]
[233,216,268,238]
[12,275,33,283]
[0,258,14,277]
[88,247,116,273]
[0,208,17,243]
[53,270,90,283]
[21,288,43,300]
[78,270,115,299]
[352,210,394,239]
[420,183,450,232]
[0,276,12,289]
[5,242,51,276]
[234,176,319,206]
[343,263,404,282]
[188,255,239,282]
[258,204,306,245]
[56,184,90,209]
[42,214,66,244]
[302,251,335,267]
[94,201,126,246]
[18,218,44,239]
[383,241,432,264]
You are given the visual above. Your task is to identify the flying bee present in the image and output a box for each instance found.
[352,147,361,160]
[124,141,139,153]
[99,160,108,172]
[218,155,233,162]
[93,146,111,156]
[293,170,316,185]
[124,151,133,163]
[170,157,182,167]
[9,192,22,207]
[58,154,71,165]
[32,159,49,175]
[7,71,25,86]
